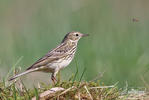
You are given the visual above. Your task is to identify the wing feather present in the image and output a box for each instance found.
[26,42,74,70]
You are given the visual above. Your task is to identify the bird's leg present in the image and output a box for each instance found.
[51,69,59,84]
[51,74,56,84]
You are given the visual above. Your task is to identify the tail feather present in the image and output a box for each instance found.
[9,69,36,81]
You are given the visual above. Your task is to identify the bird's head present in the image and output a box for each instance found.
[62,31,89,43]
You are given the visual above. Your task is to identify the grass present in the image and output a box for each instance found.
[0,70,148,100]
[1,0,149,87]
[0,79,120,100]
[1,78,148,100]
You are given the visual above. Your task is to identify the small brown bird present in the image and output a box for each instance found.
[9,31,88,83]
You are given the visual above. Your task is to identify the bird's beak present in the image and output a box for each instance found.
[81,34,89,37]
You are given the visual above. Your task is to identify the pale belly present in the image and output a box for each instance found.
[47,56,73,70]
[58,58,72,69]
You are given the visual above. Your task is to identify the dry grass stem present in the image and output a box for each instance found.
[84,85,93,100]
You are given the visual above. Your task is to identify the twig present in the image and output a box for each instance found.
[104,82,119,98]
[57,86,75,97]
[89,82,118,89]
[89,85,115,89]
[84,85,93,100]
[78,92,81,100]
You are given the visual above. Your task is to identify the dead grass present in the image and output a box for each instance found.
[0,79,120,100]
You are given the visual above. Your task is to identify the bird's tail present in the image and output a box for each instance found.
[9,69,37,81]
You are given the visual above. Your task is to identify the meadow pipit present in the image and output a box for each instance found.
[9,32,88,83]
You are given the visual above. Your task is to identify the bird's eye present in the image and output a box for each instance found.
[76,34,79,36]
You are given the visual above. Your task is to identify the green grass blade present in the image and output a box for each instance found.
[34,86,39,100]
[5,56,23,81]
[79,67,86,83]
[72,59,79,83]
[2,77,5,89]
[12,84,17,100]
[77,66,87,87]
[21,80,31,100]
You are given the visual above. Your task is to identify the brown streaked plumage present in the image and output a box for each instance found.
[9,31,88,83]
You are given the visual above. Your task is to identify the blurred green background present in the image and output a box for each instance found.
[0,0,149,87]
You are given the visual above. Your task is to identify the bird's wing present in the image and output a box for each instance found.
[26,42,73,70]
